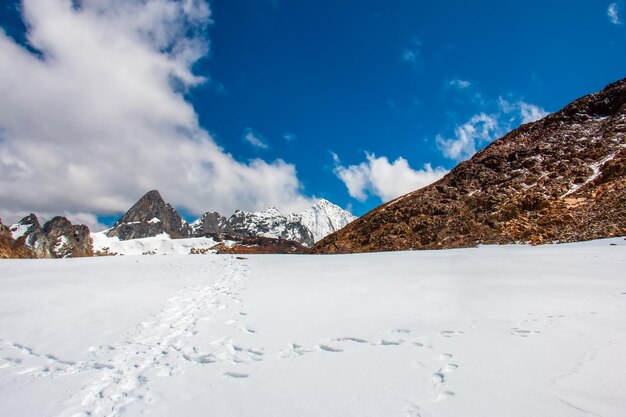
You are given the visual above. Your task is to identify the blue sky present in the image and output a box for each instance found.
[0,0,624,229]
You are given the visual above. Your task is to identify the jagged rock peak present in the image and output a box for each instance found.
[43,216,93,258]
[107,190,190,240]
[314,77,626,254]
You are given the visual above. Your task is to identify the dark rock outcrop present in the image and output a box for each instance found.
[211,234,310,254]
[43,216,93,258]
[106,190,191,240]
[314,77,626,254]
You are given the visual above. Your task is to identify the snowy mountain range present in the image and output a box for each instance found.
[190,199,356,247]
[106,190,356,248]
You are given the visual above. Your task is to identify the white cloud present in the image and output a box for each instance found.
[437,98,549,162]
[334,153,448,203]
[608,2,622,24]
[243,128,269,149]
[283,132,296,141]
[518,101,550,124]
[0,0,315,224]
[436,114,502,161]
[448,79,471,89]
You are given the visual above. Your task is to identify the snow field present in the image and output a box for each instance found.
[0,238,625,417]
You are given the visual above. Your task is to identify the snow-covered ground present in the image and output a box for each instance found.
[0,238,625,417]
[91,232,221,256]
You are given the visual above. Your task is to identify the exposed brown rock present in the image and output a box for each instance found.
[2,214,92,259]
[0,219,34,259]
[314,77,626,254]
[43,216,93,258]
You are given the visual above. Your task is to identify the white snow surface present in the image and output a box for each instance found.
[0,238,625,417]
[91,232,220,256]
[9,223,29,240]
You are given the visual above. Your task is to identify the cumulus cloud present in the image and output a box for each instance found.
[518,101,550,124]
[243,128,269,149]
[333,153,448,203]
[437,98,549,161]
[0,0,315,225]
[608,2,622,24]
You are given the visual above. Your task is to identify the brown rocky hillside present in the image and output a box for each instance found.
[0,220,34,259]
[313,78,626,254]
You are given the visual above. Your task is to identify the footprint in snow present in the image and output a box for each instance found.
[378,339,404,346]
[511,328,541,337]
[318,344,343,353]
[239,327,256,334]
[433,391,455,402]
[223,371,249,379]
[439,330,464,338]
[334,337,368,344]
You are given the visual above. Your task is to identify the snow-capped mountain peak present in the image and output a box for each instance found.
[191,199,356,246]
[290,199,357,243]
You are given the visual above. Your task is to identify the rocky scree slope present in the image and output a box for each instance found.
[314,77,626,254]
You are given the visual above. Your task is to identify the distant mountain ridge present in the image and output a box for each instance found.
[313,77,626,253]
[3,214,92,258]
[106,190,356,248]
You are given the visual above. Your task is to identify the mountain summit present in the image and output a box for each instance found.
[314,77,626,253]
[106,190,190,240]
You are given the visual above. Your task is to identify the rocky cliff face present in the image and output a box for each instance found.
[6,214,92,258]
[314,78,626,254]
[43,216,93,258]
[106,190,191,240]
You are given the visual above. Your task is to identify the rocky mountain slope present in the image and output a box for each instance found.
[0,219,34,258]
[314,77,626,254]
[106,190,191,240]
[7,214,92,258]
